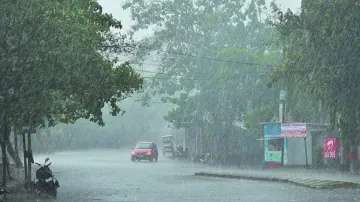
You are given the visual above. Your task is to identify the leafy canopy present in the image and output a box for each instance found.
[124,0,282,139]
[0,0,143,128]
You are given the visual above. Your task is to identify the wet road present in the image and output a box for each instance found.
[34,149,360,202]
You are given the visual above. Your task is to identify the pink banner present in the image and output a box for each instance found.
[323,138,338,159]
[281,122,307,138]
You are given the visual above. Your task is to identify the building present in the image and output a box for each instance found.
[261,122,331,166]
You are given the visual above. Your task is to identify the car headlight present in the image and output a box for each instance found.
[146,151,152,156]
[131,151,136,155]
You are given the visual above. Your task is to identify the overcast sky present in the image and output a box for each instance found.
[97,0,302,72]
[98,0,302,36]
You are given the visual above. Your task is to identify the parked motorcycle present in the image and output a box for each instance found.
[199,153,215,165]
[32,157,60,198]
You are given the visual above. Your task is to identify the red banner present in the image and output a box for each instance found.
[281,122,307,138]
[323,138,338,159]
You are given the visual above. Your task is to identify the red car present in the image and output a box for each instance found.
[131,142,159,162]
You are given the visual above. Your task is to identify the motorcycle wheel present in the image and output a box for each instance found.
[47,182,57,198]
[46,186,57,198]
[52,189,57,198]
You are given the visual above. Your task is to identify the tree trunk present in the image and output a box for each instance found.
[338,138,349,172]
[350,143,357,174]
[340,141,346,165]
[14,131,18,159]
[6,139,22,168]
[1,139,7,186]
[3,127,22,168]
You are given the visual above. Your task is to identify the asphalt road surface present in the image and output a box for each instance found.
[28,149,360,202]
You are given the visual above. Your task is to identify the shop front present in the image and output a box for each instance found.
[261,122,328,166]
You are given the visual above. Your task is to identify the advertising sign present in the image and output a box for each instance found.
[264,123,281,137]
[280,90,286,101]
[281,122,307,138]
[323,138,339,159]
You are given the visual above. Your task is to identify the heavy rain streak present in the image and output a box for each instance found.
[1,0,360,201]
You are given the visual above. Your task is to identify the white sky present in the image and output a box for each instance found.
[98,0,302,37]
[98,0,302,73]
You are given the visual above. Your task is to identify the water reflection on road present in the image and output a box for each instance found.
[33,149,360,202]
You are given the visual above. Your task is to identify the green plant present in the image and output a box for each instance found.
[313,144,324,169]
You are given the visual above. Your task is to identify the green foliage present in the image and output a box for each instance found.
[270,0,360,145]
[125,0,360,166]
[313,144,324,169]
[124,0,283,153]
[0,0,143,129]
[243,104,277,138]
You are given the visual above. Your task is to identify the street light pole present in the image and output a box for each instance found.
[279,90,286,166]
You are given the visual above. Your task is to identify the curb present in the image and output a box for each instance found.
[194,172,360,189]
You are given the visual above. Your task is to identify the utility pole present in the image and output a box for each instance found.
[22,132,27,185]
[279,90,286,166]
[304,137,309,169]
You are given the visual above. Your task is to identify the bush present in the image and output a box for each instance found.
[313,144,324,169]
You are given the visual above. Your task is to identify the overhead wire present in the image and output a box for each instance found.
[114,43,354,83]
[116,57,273,81]
[137,69,269,81]
[116,43,275,67]
[114,43,357,70]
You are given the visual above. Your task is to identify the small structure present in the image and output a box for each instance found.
[161,135,175,157]
[260,122,329,166]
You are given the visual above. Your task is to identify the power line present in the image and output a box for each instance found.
[116,44,277,67]
[132,66,270,80]
[116,57,270,80]
[117,59,163,68]
[115,44,358,70]
[115,46,357,82]
[141,73,268,81]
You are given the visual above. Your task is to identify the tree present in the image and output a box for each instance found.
[124,0,283,162]
[0,0,143,168]
[0,0,143,126]
[269,0,360,172]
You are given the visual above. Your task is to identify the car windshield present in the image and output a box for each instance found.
[135,143,152,149]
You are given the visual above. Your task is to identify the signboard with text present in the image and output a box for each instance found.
[281,122,307,138]
[323,137,339,160]
[280,90,286,101]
